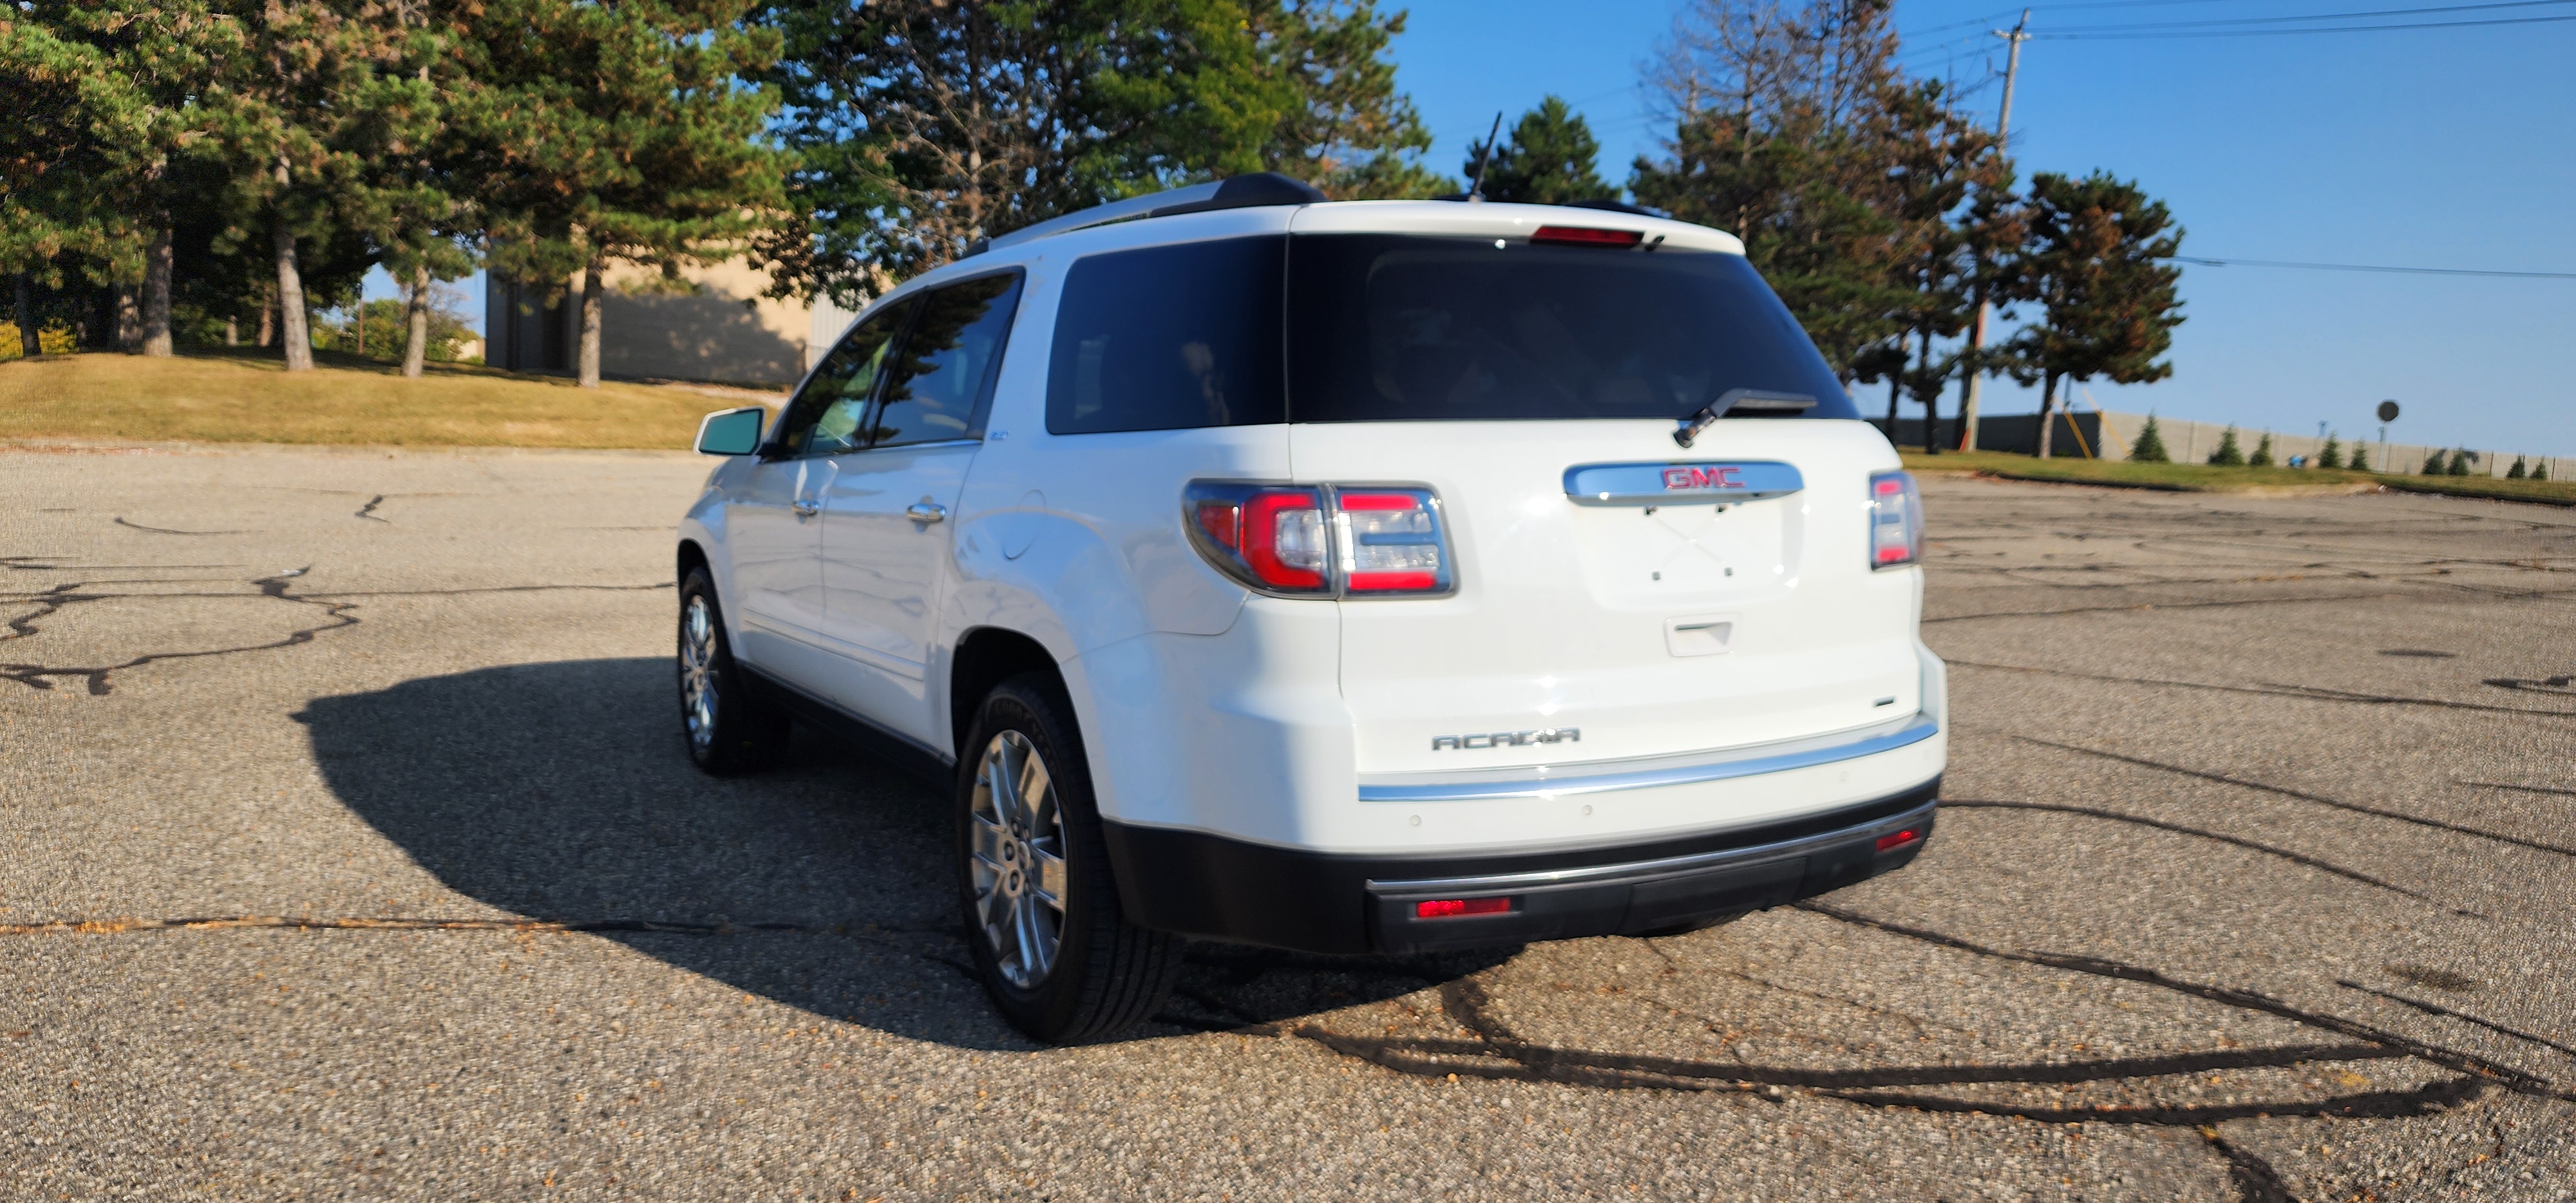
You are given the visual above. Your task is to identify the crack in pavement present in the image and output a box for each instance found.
[1938,799,2474,913]
[113,516,245,536]
[1953,659,2576,719]
[2014,735,2576,858]
[0,569,352,695]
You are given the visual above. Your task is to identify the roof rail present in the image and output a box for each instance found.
[977,173,1327,255]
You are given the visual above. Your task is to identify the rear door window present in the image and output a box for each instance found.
[1046,236,1287,435]
[870,271,1024,448]
[1283,234,1856,422]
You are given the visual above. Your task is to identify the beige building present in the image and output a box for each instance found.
[484,258,857,387]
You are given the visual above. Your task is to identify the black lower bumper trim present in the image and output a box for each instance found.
[1101,779,1938,954]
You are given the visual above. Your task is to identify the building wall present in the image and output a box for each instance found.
[484,258,858,387]
[1889,411,2566,479]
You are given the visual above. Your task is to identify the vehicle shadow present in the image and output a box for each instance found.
[296,658,1507,1050]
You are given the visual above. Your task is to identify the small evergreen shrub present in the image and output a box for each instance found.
[2508,457,2528,479]
[2349,444,2370,471]
[2448,449,2472,477]
[2207,427,2246,466]
[2535,461,2550,481]
[2421,449,2446,475]
[2129,414,2171,462]
[2248,433,2275,467]
[2317,435,2343,469]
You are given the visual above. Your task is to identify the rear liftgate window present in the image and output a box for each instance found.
[1283,233,1858,422]
[1046,236,1287,435]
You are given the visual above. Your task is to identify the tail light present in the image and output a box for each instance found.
[1868,470,1924,569]
[1184,482,1454,598]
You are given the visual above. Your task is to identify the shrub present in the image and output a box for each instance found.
[2447,449,2472,477]
[2129,414,2171,462]
[2508,457,2528,479]
[2207,427,2246,466]
[2421,448,2446,475]
[2349,443,2370,471]
[2248,432,2275,467]
[2317,435,2343,469]
[2535,461,2550,481]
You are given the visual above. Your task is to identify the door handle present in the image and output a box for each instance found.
[791,500,820,518]
[905,502,947,524]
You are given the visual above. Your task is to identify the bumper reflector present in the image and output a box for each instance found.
[1875,828,1924,853]
[1414,896,1513,920]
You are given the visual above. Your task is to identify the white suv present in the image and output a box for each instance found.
[676,175,1945,1043]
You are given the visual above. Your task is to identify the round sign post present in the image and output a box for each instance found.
[2376,400,2399,471]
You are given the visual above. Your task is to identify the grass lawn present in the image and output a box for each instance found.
[1902,448,2576,507]
[0,348,778,450]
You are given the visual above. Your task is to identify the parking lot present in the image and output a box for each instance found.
[3,444,2570,1200]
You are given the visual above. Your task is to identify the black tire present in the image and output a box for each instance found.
[956,674,1182,1043]
[677,567,791,775]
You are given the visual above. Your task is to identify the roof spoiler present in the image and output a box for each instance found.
[974,173,1327,256]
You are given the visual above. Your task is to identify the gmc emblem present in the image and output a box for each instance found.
[1663,466,1745,490]
[1432,728,1580,751]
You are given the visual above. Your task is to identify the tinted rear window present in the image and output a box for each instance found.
[1046,236,1287,434]
[1284,234,1857,422]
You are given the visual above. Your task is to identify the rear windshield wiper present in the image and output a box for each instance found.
[1674,389,1817,448]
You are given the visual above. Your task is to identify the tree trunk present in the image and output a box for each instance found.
[225,315,239,346]
[576,258,603,388]
[402,265,430,379]
[2035,373,2061,459]
[14,275,39,359]
[273,217,314,372]
[1916,328,1939,455]
[1884,375,1900,442]
[115,285,142,352]
[141,222,175,356]
[258,301,274,348]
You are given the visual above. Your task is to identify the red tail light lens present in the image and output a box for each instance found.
[1531,225,1645,248]
[1868,470,1924,569]
[1415,896,1512,919]
[1184,482,1454,598]
[1875,828,1923,853]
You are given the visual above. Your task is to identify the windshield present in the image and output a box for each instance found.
[1284,233,1857,422]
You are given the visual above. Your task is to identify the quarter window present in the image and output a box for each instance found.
[1046,236,1286,435]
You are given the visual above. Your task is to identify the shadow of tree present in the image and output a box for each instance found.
[296,657,1506,1048]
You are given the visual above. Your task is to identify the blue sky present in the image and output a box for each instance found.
[385,1,2576,457]
[1390,0,2576,457]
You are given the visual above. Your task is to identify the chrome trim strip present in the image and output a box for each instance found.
[1563,460,1804,507]
[1356,714,1938,802]
[1368,797,1937,894]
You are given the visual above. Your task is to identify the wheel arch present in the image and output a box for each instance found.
[949,626,1065,761]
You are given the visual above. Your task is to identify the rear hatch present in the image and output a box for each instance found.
[1278,211,1921,775]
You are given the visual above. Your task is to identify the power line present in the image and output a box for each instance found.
[2167,255,2576,278]
[2036,0,2576,32]
[2038,10,2576,35]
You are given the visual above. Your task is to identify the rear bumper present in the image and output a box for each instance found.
[1101,778,1937,954]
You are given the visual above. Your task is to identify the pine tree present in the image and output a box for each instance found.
[2448,449,2472,477]
[2508,457,2528,479]
[459,0,790,386]
[2421,448,2446,475]
[2207,426,2244,466]
[2533,461,2549,481]
[2317,434,2342,469]
[2248,431,2274,467]
[2349,443,2370,471]
[1464,96,1607,204]
[2003,171,2186,459]
[2128,413,2170,462]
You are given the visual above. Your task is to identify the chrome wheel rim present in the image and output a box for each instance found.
[680,595,717,750]
[969,730,1066,989]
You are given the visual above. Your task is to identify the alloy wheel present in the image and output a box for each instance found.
[968,730,1068,988]
[680,594,718,750]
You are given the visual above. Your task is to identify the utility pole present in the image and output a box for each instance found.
[1958,9,2030,453]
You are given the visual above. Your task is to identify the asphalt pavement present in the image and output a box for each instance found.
[3,445,2570,1201]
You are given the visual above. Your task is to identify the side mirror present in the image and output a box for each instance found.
[695,406,766,456]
